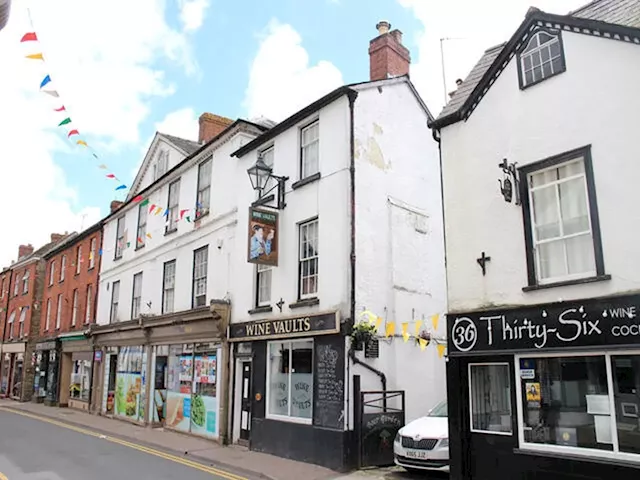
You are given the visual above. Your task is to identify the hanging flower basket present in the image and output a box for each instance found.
[351,322,377,351]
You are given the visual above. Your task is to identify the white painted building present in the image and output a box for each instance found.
[431,2,640,479]
[226,21,446,471]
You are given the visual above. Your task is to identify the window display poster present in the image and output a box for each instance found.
[192,353,218,438]
[166,391,191,432]
[526,383,541,402]
[115,346,145,422]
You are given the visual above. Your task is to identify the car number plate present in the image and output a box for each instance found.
[405,450,429,459]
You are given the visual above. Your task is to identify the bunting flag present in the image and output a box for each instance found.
[437,344,446,358]
[154,207,162,215]
[26,53,44,60]
[146,233,152,239]
[385,322,396,338]
[57,117,71,126]
[115,185,127,191]
[148,204,156,213]
[77,140,88,147]
[180,209,188,220]
[40,74,51,88]
[140,199,149,207]
[419,338,428,351]
[132,195,143,203]
[54,106,66,112]
[21,32,38,42]
[43,90,59,98]
[67,129,79,137]
[163,209,169,217]
[186,216,191,223]
[401,322,410,342]
[414,320,423,337]
[106,174,115,179]
[431,314,440,332]
[374,316,383,331]
[137,237,143,245]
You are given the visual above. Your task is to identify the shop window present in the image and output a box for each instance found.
[469,363,512,434]
[162,260,176,314]
[267,340,313,423]
[517,353,640,460]
[192,246,208,308]
[70,358,91,401]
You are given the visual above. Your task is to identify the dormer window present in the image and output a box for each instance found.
[518,29,565,89]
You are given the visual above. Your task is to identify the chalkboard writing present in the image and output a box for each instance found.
[313,336,345,429]
[361,411,404,467]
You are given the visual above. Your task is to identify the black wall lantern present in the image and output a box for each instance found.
[247,155,289,210]
[498,158,521,205]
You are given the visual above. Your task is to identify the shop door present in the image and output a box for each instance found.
[1,353,12,396]
[11,354,24,398]
[240,361,252,441]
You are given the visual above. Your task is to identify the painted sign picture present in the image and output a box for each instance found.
[247,207,278,266]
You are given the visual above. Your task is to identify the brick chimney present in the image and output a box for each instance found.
[110,200,124,214]
[198,113,234,144]
[50,233,65,244]
[18,244,34,260]
[369,21,411,81]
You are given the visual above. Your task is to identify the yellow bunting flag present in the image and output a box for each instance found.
[154,207,162,215]
[414,320,423,337]
[401,322,410,342]
[146,233,152,239]
[431,314,440,332]
[374,316,383,332]
[77,140,88,147]
[419,338,428,351]
[385,322,396,338]
[437,344,446,358]
[26,53,44,60]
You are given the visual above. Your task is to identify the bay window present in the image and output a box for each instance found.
[267,340,313,422]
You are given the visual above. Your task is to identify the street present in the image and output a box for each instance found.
[0,407,248,480]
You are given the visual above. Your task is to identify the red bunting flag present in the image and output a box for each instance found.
[67,129,79,137]
[148,204,156,213]
[54,106,66,112]
[132,195,143,203]
[106,174,116,179]
[20,32,38,42]
[180,209,189,220]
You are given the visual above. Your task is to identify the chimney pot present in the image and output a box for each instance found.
[18,244,34,260]
[456,78,463,86]
[110,200,124,214]
[198,113,234,145]
[50,233,65,244]
[376,21,391,35]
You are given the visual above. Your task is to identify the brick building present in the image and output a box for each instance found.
[0,235,70,401]
[35,221,102,410]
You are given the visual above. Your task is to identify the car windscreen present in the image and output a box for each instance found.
[428,400,447,417]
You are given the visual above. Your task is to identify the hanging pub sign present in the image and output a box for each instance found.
[228,311,340,342]
[448,293,640,355]
[247,207,278,266]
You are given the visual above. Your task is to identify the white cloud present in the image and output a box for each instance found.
[0,1,198,268]
[397,0,589,116]
[178,0,210,32]
[243,19,344,122]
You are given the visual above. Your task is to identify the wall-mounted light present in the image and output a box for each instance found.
[247,155,289,210]
[498,158,521,205]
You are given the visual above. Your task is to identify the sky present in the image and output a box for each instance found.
[0,0,590,268]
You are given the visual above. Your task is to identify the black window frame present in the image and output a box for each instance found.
[516,27,567,91]
[519,145,608,291]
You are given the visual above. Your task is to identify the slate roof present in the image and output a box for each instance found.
[433,0,640,124]
[159,133,201,155]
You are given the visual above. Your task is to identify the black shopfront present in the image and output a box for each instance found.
[34,340,60,406]
[229,310,354,471]
[447,293,640,480]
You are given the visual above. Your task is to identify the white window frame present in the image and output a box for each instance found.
[196,158,212,218]
[49,261,55,286]
[299,219,319,299]
[89,238,96,269]
[192,246,208,308]
[60,255,66,282]
[22,270,29,294]
[155,150,169,180]
[110,281,120,323]
[131,272,143,320]
[115,217,125,259]
[13,274,19,296]
[136,203,147,249]
[527,157,595,285]
[162,260,176,314]
[265,339,314,425]
[468,362,513,436]
[71,289,78,326]
[85,285,92,324]
[514,350,640,463]
[300,120,319,179]
[18,308,26,338]
[256,264,272,307]
[1,277,4,298]
[45,299,51,331]
[167,179,180,232]
[55,294,62,329]
[7,311,15,339]
[75,246,82,274]
[520,30,563,87]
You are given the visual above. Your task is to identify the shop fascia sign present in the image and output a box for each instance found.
[448,294,640,355]
[228,311,340,342]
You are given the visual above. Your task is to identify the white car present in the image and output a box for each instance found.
[393,399,449,473]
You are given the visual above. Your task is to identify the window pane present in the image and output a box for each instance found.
[533,66,543,82]
[550,40,561,57]
[525,70,534,86]
[542,61,552,78]
[565,234,595,275]
[540,47,550,62]
[470,364,512,433]
[291,341,313,419]
[538,32,553,45]
[559,177,589,235]
[531,186,560,240]
[537,239,566,279]
[558,160,584,179]
[611,355,640,454]
[268,342,289,416]
[520,356,611,451]
[523,55,532,71]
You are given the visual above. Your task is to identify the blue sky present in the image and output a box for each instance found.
[0,0,589,266]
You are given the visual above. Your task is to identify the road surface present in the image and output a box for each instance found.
[0,407,248,480]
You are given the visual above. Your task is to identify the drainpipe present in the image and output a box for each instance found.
[431,128,449,299]
[346,89,387,412]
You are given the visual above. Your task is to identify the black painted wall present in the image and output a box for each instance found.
[250,335,355,471]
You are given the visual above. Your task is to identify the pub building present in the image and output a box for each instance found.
[446,293,640,480]
[228,311,349,471]
[91,300,230,442]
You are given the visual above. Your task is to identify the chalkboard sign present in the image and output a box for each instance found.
[313,335,345,429]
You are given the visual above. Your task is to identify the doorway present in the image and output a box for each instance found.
[240,361,252,443]
[11,353,24,399]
